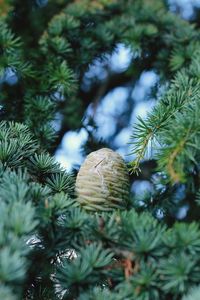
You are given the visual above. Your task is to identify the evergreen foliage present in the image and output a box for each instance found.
[182,286,200,300]
[0,0,200,299]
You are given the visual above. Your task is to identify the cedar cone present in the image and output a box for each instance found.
[76,148,130,211]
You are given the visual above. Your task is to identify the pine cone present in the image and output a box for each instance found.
[76,148,130,211]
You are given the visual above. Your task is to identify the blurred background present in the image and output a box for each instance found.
[55,0,200,170]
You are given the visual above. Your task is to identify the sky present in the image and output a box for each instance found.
[55,46,157,171]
